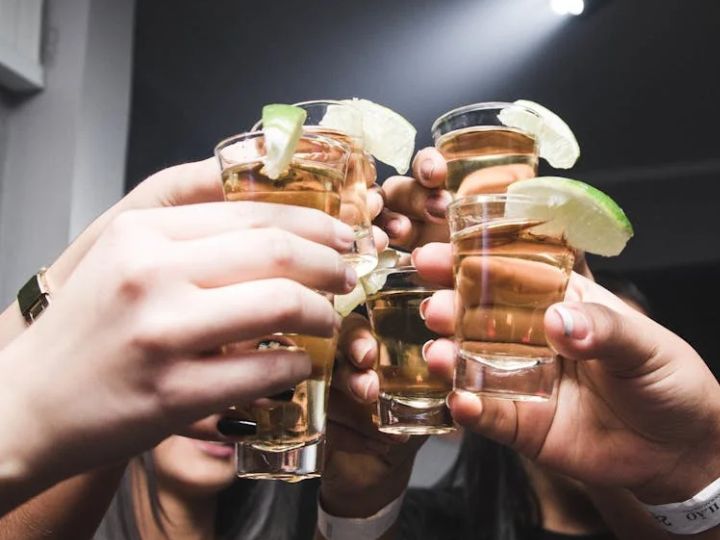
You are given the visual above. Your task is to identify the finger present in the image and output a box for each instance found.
[177,414,227,441]
[421,290,455,336]
[447,391,520,447]
[182,228,356,294]
[412,242,453,287]
[134,157,225,208]
[338,314,378,369]
[423,338,456,385]
[119,202,355,249]
[160,349,312,422]
[332,360,379,404]
[372,225,390,253]
[382,175,451,222]
[374,209,417,247]
[411,147,448,189]
[161,279,340,353]
[545,301,684,376]
[368,187,385,220]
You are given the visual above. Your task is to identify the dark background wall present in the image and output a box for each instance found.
[126,0,720,370]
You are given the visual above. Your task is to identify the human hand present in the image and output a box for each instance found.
[0,202,357,509]
[374,148,451,251]
[414,242,720,505]
[320,314,425,518]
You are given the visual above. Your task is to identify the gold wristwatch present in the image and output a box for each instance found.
[17,268,51,324]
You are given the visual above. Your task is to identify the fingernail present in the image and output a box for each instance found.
[345,266,358,290]
[354,339,376,366]
[421,339,435,360]
[217,417,256,437]
[420,159,435,182]
[268,388,295,402]
[419,297,431,321]
[361,376,374,402]
[445,391,457,409]
[411,248,420,266]
[425,191,451,219]
[552,305,589,340]
[385,218,402,238]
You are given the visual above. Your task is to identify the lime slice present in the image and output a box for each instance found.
[340,98,416,174]
[333,249,399,316]
[262,104,307,180]
[506,177,633,256]
[499,100,580,169]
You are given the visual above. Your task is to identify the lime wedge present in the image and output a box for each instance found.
[506,177,633,256]
[262,104,307,180]
[499,100,580,169]
[333,249,399,316]
[341,99,416,174]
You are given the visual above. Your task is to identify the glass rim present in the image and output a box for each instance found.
[250,100,364,143]
[371,265,441,292]
[447,193,549,211]
[431,101,540,136]
[214,130,351,162]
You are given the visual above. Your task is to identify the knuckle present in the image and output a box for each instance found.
[265,228,297,271]
[270,279,306,327]
[129,315,174,356]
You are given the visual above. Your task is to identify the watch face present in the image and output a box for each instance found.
[18,271,50,323]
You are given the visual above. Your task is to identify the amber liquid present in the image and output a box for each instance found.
[222,160,342,216]
[453,218,574,368]
[367,290,451,405]
[436,126,538,196]
[305,127,378,276]
[247,334,336,452]
[222,161,339,453]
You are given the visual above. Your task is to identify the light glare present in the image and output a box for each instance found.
[550,0,585,16]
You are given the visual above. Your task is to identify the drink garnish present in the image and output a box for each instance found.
[261,104,307,180]
[499,100,580,169]
[334,249,399,316]
[506,177,633,256]
[320,98,416,174]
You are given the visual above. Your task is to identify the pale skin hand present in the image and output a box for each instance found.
[414,243,720,519]
[314,314,425,540]
[0,201,357,517]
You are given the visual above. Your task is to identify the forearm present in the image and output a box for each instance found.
[0,464,126,540]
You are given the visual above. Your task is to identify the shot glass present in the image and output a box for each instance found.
[254,100,378,277]
[448,194,575,401]
[432,102,540,197]
[366,267,454,434]
[214,131,350,481]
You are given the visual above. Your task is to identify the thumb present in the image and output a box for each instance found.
[545,301,667,376]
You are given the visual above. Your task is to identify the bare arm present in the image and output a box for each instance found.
[0,465,126,540]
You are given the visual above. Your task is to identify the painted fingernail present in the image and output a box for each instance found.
[268,388,295,402]
[361,375,374,402]
[552,305,589,340]
[421,339,435,360]
[217,418,256,437]
[419,297,431,320]
[425,191,451,219]
[420,159,435,182]
[445,391,457,409]
[345,266,358,290]
[385,218,403,238]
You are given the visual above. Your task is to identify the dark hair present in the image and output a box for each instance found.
[593,271,652,316]
[400,432,539,540]
[93,450,310,540]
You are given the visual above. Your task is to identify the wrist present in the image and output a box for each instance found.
[632,439,720,505]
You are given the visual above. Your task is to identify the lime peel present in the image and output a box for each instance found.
[262,104,307,180]
[506,177,633,257]
[337,98,416,174]
[499,100,580,169]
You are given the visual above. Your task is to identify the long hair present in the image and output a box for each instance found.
[401,432,539,540]
[93,450,311,540]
